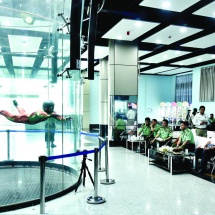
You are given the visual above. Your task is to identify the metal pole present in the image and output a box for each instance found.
[6,129,10,161]
[39,156,47,214]
[100,138,115,185]
[87,148,105,204]
[98,137,105,172]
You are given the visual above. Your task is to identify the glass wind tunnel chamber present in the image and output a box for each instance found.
[0,0,82,211]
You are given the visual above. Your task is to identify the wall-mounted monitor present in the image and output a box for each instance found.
[128,102,137,110]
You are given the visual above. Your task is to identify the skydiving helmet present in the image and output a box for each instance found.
[42,101,55,114]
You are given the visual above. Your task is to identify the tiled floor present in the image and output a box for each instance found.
[1,136,215,215]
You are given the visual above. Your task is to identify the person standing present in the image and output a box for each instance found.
[193,106,208,137]
[126,106,135,125]
[45,118,56,148]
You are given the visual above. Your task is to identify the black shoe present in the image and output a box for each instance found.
[13,100,18,107]
[51,144,56,148]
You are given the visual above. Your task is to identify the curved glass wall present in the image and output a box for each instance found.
[0,0,81,205]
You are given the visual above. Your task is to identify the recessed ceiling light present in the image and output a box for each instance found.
[211,55,215,58]
[156,39,161,44]
[117,36,123,40]
[162,1,171,9]
[135,21,142,27]
[197,58,201,62]
[180,27,187,33]
[180,62,183,66]
[163,55,168,59]
[175,51,180,55]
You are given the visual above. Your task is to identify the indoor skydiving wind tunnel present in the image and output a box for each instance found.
[0,0,86,212]
[0,131,110,213]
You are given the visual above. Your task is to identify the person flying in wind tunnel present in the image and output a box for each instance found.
[0,100,71,125]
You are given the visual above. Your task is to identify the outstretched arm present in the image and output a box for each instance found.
[50,113,72,121]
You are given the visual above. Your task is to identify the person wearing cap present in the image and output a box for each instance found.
[0,100,70,125]
[193,106,208,137]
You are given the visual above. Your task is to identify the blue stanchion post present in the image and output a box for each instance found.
[100,137,115,185]
[39,156,47,214]
[6,129,11,161]
[87,148,105,204]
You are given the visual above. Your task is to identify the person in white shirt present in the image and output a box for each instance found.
[193,106,208,137]
[126,106,136,125]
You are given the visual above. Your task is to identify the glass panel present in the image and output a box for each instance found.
[110,95,138,141]
[0,0,82,206]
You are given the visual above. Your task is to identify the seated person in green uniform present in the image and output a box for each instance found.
[150,119,173,148]
[207,113,215,131]
[113,115,126,142]
[150,119,161,138]
[172,121,195,152]
[138,117,151,139]
[138,117,151,153]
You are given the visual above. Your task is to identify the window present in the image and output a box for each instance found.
[175,74,192,103]
[200,66,215,102]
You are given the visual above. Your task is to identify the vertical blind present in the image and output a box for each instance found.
[200,66,215,102]
[175,74,192,103]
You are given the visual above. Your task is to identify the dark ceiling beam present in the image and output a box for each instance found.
[140,45,215,72]
[30,37,49,78]
[0,33,15,77]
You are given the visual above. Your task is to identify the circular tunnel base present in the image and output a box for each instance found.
[0,161,79,213]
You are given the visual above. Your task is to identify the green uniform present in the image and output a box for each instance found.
[157,126,173,140]
[138,123,151,137]
[152,123,161,136]
[180,128,195,144]
[209,118,215,124]
[114,119,126,142]
[116,119,126,130]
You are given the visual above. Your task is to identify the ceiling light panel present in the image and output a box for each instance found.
[102,19,159,41]
[171,54,214,66]
[141,66,177,74]
[0,16,55,33]
[181,32,215,48]
[160,68,192,75]
[8,35,42,54]
[139,50,190,64]
[193,1,215,18]
[142,25,202,45]
[139,65,149,69]
[138,50,151,57]
[81,46,109,59]
[12,57,35,67]
[41,59,63,68]
[139,0,200,12]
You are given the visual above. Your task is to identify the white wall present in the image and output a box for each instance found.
[138,75,175,123]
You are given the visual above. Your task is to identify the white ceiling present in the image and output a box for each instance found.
[139,50,191,64]
[181,32,215,49]
[141,25,203,45]
[139,0,200,12]
[161,67,192,75]
[102,19,159,41]
[8,35,42,54]
[141,66,177,74]
[171,54,215,66]
[81,46,109,59]
[192,1,215,18]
